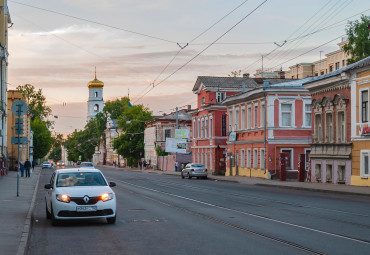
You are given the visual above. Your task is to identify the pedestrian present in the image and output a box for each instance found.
[139,160,142,170]
[114,160,116,167]
[143,160,147,169]
[32,160,36,170]
[20,162,24,177]
[24,158,31,178]
[175,161,179,172]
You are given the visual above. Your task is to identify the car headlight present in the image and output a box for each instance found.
[56,194,70,203]
[101,193,114,202]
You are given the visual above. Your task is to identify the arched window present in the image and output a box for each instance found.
[95,92,98,97]
[94,104,99,112]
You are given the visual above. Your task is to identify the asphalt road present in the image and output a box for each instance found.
[29,166,370,255]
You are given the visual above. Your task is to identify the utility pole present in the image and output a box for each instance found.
[261,55,264,78]
[319,51,323,75]
[176,107,179,129]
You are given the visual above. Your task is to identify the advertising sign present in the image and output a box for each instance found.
[165,138,187,153]
[229,132,236,142]
[359,126,370,136]
[175,129,189,139]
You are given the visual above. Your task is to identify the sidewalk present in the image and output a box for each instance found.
[0,166,41,255]
[113,166,370,196]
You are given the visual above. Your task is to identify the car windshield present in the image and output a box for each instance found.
[80,162,94,167]
[191,164,204,168]
[56,172,107,187]
[43,162,50,164]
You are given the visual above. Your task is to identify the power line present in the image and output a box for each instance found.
[9,0,178,44]
[133,0,268,104]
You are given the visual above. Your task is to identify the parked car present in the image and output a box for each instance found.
[181,163,208,179]
[79,162,95,168]
[44,168,117,225]
[42,161,52,169]
[57,161,65,166]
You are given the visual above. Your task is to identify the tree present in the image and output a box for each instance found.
[49,134,64,162]
[155,145,168,156]
[228,70,242,77]
[16,84,52,123]
[31,117,53,159]
[113,104,153,167]
[343,15,370,64]
[104,97,131,119]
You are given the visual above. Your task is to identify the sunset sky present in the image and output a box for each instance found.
[6,0,370,134]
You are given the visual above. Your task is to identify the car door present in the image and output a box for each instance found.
[183,164,190,175]
[45,172,56,211]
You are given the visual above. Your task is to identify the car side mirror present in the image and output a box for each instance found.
[44,184,53,189]
[109,182,116,187]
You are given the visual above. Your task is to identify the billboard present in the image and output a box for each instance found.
[175,129,189,139]
[165,138,187,153]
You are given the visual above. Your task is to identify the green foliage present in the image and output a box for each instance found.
[228,70,242,77]
[31,117,53,159]
[113,104,153,165]
[49,134,64,162]
[16,84,52,123]
[343,15,370,64]
[103,97,131,119]
[155,145,168,156]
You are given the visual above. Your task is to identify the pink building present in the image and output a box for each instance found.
[222,78,313,179]
[191,76,286,174]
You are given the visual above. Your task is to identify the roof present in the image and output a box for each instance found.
[192,76,290,93]
[304,56,370,85]
[157,109,192,121]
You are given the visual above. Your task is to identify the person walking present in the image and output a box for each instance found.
[139,160,142,170]
[32,160,37,171]
[24,159,31,178]
[175,161,179,172]
[20,162,24,177]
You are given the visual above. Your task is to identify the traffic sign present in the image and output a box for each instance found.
[15,118,24,135]
[11,100,28,116]
[11,136,27,145]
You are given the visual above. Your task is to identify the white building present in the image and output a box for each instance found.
[87,70,104,121]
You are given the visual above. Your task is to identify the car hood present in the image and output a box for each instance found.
[55,186,114,197]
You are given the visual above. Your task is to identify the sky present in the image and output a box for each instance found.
[6,0,370,134]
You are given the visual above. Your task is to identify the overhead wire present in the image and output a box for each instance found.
[9,0,178,44]
[132,0,268,104]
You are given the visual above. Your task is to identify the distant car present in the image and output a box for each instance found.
[44,168,117,225]
[79,162,95,168]
[181,163,208,179]
[57,161,65,166]
[42,161,52,169]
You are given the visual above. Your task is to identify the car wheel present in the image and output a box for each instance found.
[107,214,116,224]
[187,173,191,179]
[181,173,184,179]
[46,203,51,219]
[204,176,208,180]
[51,205,60,226]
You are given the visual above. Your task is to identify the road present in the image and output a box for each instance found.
[29,166,370,255]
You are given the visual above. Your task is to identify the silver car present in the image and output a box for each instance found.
[181,163,208,179]
[42,161,52,169]
[80,162,95,168]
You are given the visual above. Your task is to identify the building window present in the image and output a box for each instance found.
[247,106,251,129]
[197,119,200,138]
[235,109,239,131]
[164,129,171,139]
[326,164,333,183]
[193,120,195,139]
[241,149,245,168]
[241,108,245,130]
[205,119,209,138]
[329,65,333,72]
[281,104,292,127]
[221,115,226,136]
[281,149,293,170]
[335,62,340,70]
[321,71,325,76]
[315,114,322,142]
[94,104,99,112]
[201,97,205,106]
[95,92,98,97]
[338,111,345,142]
[201,119,204,138]
[260,149,265,170]
[315,164,321,181]
[229,110,233,131]
[216,92,226,103]
[261,104,265,128]
[247,149,251,168]
[254,105,258,128]
[210,118,213,137]
[361,90,368,123]
[304,104,311,127]
[326,113,333,142]
[361,151,370,178]
[253,149,258,169]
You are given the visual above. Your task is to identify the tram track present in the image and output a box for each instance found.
[111,177,370,247]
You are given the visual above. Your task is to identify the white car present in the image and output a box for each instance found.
[42,161,52,169]
[79,162,95,168]
[44,168,117,225]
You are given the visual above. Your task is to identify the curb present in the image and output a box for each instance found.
[255,183,370,197]
[16,168,41,255]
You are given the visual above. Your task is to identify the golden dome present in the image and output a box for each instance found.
[88,69,104,88]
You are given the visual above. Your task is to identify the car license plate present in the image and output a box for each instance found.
[76,206,97,212]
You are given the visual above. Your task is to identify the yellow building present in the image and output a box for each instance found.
[7,91,32,170]
[0,0,11,172]
[285,38,351,79]
[350,57,370,186]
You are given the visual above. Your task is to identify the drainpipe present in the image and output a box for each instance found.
[263,80,269,174]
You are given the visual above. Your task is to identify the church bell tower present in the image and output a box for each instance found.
[87,68,104,121]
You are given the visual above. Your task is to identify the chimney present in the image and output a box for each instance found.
[243,73,250,78]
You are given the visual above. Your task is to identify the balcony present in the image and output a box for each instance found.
[310,142,351,159]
